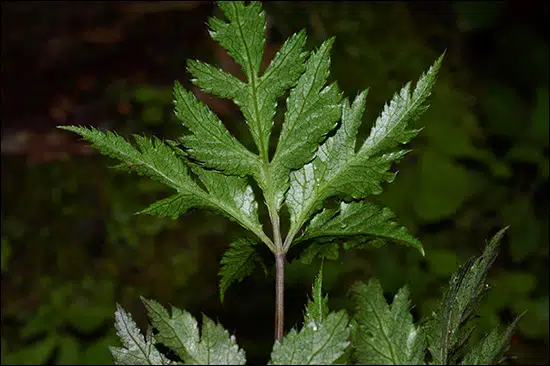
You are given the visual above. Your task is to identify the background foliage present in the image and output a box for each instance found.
[1,1,548,364]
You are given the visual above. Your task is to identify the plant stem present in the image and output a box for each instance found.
[268,206,285,342]
[274,251,285,342]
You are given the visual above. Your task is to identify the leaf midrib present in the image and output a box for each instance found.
[274,44,329,165]
[305,312,348,364]
[118,308,153,364]
[177,87,256,167]
[361,63,436,157]
[147,305,201,365]
[232,2,268,161]
[362,293,398,364]
[100,137,199,195]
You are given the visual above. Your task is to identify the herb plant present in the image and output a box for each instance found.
[58,2,523,364]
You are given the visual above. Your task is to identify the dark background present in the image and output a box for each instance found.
[1,1,548,364]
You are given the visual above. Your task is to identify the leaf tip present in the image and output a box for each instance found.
[488,226,509,248]
[139,295,149,306]
[325,36,336,49]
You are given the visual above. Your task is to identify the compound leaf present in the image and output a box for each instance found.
[206,1,309,161]
[286,54,443,249]
[219,239,266,302]
[109,304,171,365]
[141,298,246,365]
[351,280,426,365]
[188,1,310,214]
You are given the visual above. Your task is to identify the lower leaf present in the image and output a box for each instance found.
[219,239,266,302]
[109,304,172,365]
[351,279,426,365]
[141,298,246,365]
[461,313,525,365]
[270,265,350,365]
[269,311,350,365]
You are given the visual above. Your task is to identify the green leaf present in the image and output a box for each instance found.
[343,236,388,250]
[141,298,246,365]
[275,38,339,168]
[189,1,309,214]
[187,59,245,100]
[138,193,204,220]
[269,266,350,365]
[461,313,525,365]
[193,167,264,232]
[173,81,260,176]
[58,126,200,192]
[109,304,171,365]
[206,1,309,160]
[260,29,309,102]
[286,53,442,248]
[304,263,329,326]
[196,2,314,211]
[271,38,342,208]
[424,227,510,365]
[297,201,424,256]
[58,126,272,249]
[219,239,265,302]
[210,1,265,82]
[351,279,426,365]
[269,265,350,365]
[298,239,340,264]
[269,311,350,365]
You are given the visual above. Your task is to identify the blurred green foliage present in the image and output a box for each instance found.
[2,278,117,365]
[1,1,547,365]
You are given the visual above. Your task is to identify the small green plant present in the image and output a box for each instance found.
[58,2,523,364]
